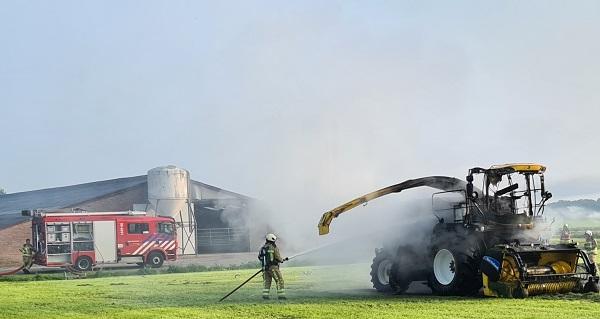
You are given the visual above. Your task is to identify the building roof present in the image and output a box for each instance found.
[189,180,251,201]
[0,175,250,229]
[0,176,147,229]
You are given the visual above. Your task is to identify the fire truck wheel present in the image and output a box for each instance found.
[146,252,164,268]
[75,256,93,271]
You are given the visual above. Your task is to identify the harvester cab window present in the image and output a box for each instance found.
[158,223,174,235]
[484,170,545,217]
[432,191,467,223]
[488,173,528,215]
[128,223,149,234]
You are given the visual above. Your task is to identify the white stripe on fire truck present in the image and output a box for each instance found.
[140,242,158,255]
[141,240,169,254]
[132,243,148,255]
[159,240,171,248]
[166,241,176,251]
[167,241,175,250]
[132,238,171,255]
[132,237,156,255]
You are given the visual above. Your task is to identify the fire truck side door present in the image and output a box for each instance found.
[93,221,117,263]
[123,222,150,256]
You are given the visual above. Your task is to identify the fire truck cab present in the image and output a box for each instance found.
[27,210,177,271]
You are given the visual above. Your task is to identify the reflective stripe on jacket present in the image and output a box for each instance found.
[20,244,34,257]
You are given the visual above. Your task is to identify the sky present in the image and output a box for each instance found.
[1,0,599,212]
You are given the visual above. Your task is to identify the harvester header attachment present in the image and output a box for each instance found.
[481,244,596,297]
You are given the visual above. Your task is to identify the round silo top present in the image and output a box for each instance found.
[147,165,190,200]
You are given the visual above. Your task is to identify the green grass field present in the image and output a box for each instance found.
[1,264,599,319]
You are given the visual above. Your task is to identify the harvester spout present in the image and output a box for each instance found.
[318,176,467,235]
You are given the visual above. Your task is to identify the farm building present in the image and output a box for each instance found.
[0,166,263,267]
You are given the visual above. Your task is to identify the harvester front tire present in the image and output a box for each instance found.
[428,240,481,296]
[146,252,164,268]
[370,249,393,292]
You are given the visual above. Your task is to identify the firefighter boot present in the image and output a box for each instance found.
[277,289,286,300]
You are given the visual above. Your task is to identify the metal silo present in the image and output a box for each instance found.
[147,166,195,254]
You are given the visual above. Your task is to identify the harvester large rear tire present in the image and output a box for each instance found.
[370,249,393,292]
[428,239,482,296]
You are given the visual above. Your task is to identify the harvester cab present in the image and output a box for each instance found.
[466,164,551,230]
[318,163,599,297]
[437,164,553,245]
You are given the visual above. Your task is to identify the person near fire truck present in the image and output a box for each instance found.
[20,239,36,274]
[584,230,597,265]
[559,224,571,244]
[258,233,288,300]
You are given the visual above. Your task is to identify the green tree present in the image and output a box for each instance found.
[0,188,5,195]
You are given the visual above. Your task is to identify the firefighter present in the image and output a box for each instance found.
[584,230,597,265]
[19,239,36,274]
[559,224,571,244]
[258,233,288,300]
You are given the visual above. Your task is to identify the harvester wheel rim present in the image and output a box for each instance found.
[433,249,456,285]
[377,259,392,286]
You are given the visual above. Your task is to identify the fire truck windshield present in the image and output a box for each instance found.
[158,222,174,235]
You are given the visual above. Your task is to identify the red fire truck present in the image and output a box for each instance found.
[26,210,177,271]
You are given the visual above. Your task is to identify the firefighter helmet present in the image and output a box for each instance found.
[266,233,277,242]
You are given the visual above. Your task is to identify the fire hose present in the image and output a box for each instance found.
[0,266,24,276]
[219,268,264,302]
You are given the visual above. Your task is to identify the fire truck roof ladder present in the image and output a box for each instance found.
[34,211,148,217]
